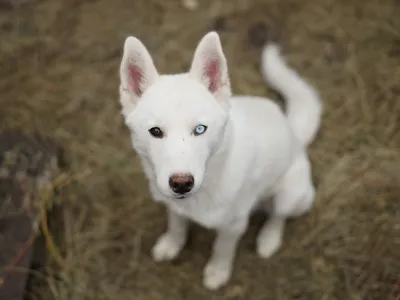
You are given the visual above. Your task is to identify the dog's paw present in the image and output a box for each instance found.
[203,262,231,291]
[151,233,184,262]
[256,227,282,259]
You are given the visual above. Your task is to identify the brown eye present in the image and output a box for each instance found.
[149,127,164,138]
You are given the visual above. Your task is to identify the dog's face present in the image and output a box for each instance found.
[119,32,232,200]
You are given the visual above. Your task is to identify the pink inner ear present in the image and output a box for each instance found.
[205,60,220,93]
[128,65,144,96]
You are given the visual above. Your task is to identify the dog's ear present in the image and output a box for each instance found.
[119,36,159,116]
[189,31,231,102]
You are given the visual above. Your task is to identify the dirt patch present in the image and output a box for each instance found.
[0,0,399,299]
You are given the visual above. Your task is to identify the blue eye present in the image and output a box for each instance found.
[193,124,207,136]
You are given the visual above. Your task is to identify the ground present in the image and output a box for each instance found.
[0,0,399,299]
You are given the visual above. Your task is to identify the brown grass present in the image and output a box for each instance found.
[1,0,400,299]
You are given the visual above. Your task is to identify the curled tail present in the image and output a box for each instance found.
[261,44,322,147]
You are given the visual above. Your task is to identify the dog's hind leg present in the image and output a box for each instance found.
[256,153,315,258]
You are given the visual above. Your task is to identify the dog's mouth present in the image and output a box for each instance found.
[155,186,192,201]
[174,193,191,200]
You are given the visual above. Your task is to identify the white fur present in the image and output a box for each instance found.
[118,31,322,291]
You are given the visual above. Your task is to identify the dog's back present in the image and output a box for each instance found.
[222,43,323,211]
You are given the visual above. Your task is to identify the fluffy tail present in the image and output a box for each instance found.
[261,44,322,147]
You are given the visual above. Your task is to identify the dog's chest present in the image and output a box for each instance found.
[169,199,231,229]
[189,208,227,229]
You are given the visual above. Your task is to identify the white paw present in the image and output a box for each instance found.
[203,262,232,291]
[256,228,282,259]
[151,233,184,262]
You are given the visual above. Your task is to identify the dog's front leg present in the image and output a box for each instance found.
[152,207,189,262]
[203,217,248,290]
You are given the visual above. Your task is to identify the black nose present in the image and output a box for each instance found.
[169,173,194,195]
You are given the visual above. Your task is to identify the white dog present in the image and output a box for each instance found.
[118,31,322,291]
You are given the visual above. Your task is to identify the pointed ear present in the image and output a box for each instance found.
[119,36,159,116]
[189,31,231,102]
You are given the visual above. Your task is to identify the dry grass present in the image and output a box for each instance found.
[1,0,400,299]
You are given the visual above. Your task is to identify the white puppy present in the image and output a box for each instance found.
[118,31,322,290]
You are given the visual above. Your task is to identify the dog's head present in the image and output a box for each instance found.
[118,32,231,200]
